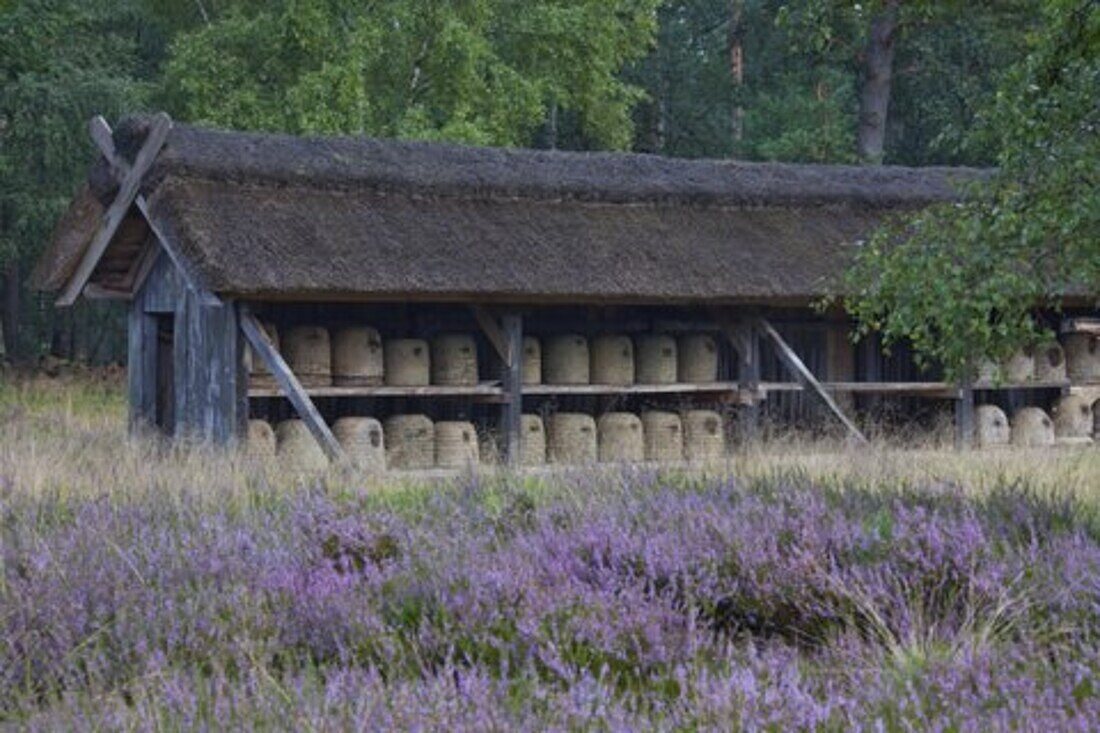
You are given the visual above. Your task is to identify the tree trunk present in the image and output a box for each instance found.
[857,0,900,164]
[2,260,19,361]
[728,0,745,145]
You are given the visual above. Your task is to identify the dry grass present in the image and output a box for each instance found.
[1,373,1097,508]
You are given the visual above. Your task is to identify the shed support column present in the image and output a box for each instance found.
[955,380,974,449]
[734,321,761,442]
[500,313,523,466]
[127,304,157,433]
[826,320,856,413]
[175,294,248,446]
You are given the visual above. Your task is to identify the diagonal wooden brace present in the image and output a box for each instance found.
[57,113,173,306]
[240,307,346,463]
[757,317,869,445]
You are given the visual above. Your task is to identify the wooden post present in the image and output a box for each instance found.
[713,310,761,441]
[825,321,856,413]
[758,317,869,445]
[500,313,523,466]
[955,380,975,449]
[127,304,158,433]
[240,306,345,462]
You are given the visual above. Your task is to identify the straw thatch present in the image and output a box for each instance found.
[597,412,644,463]
[434,421,480,469]
[520,414,546,466]
[635,335,677,384]
[1002,349,1034,383]
[384,414,434,470]
[1052,395,1094,440]
[547,413,597,465]
[244,321,280,389]
[275,419,329,472]
[431,333,479,386]
[1033,341,1066,382]
[590,335,634,385]
[281,326,332,388]
[544,335,589,385]
[677,334,719,383]
[37,116,985,304]
[683,410,725,462]
[246,419,276,457]
[522,337,542,385]
[332,327,384,386]
[641,411,683,462]
[384,339,430,387]
[333,417,385,470]
[1010,407,1055,447]
[1064,334,1100,382]
[975,405,1010,448]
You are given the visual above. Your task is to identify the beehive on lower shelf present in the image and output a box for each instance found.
[333,417,385,470]
[276,419,329,472]
[435,421,479,468]
[597,412,644,462]
[520,414,546,466]
[642,411,683,462]
[246,419,276,457]
[976,405,1009,448]
[1010,407,1054,447]
[683,410,725,462]
[548,413,597,464]
[384,414,434,469]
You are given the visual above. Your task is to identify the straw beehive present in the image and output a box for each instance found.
[590,335,634,385]
[1002,349,1034,383]
[641,410,683,462]
[635,335,677,384]
[384,339,430,387]
[683,410,725,463]
[977,358,1000,383]
[244,321,279,389]
[544,335,590,384]
[1064,334,1100,382]
[332,327,384,386]
[547,413,597,464]
[520,414,546,466]
[1052,395,1093,440]
[1010,407,1055,447]
[975,405,1010,448]
[597,412,644,463]
[384,414,434,470]
[522,337,542,385]
[333,417,385,470]
[431,333,479,386]
[1033,342,1066,382]
[435,421,480,469]
[282,326,332,387]
[678,334,719,383]
[275,419,329,472]
[246,419,276,457]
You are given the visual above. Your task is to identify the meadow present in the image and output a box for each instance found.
[2,374,1099,730]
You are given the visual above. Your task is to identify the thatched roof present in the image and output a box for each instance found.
[36,116,984,304]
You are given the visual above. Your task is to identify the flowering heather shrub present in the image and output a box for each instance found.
[2,471,1099,729]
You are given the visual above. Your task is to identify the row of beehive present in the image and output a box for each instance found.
[981,334,1100,383]
[976,396,1098,448]
[248,323,723,388]
[248,409,728,471]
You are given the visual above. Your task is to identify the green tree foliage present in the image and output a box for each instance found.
[161,0,660,149]
[0,0,153,358]
[843,0,1099,378]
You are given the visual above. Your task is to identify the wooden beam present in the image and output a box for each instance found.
[88,115,128,175]
[757,317,869,445]
[1061,317,1100,335]
[471,305,513,367]
[500,313,523,466]
[712,311,761,440]
[239,307,345,463]
[135,196,220,306]
[57,113,173,306]
[955,380,975,449]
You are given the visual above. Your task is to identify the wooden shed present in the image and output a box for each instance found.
[34,113,1093,464]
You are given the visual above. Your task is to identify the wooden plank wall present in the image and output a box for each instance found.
[129,249,246,444]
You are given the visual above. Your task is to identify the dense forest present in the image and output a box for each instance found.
[1,0,1096,374]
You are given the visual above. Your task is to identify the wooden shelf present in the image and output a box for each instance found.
[522,381,754,404]
[760,381,959,398]
[249,382,506,401]
[972,379,1071,391]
